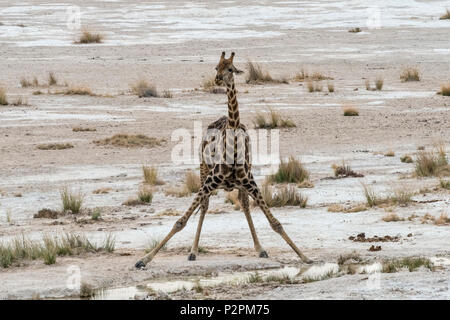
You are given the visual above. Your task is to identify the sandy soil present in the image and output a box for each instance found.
[0,0,449,299]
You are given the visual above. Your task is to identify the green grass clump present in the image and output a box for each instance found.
[268,156,310,184]
[138,186,153,204]
[61,187,84,214]
[382,257,433,273]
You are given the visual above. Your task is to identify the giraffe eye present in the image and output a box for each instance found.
[228,68,233,72]
[215,67,218,71]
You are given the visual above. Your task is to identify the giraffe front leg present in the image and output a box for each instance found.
[135,191,205,269]
[188,198,209,261]
[238,189,268,258]
[243,181,313,264]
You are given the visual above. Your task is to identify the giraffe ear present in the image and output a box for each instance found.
[220,51,226,60]
[229,52,235,62]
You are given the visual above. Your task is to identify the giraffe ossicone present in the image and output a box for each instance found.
[134,52,312,269]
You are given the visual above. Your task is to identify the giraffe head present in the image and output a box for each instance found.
[214,51,243,86]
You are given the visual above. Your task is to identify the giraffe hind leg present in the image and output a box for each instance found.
[188,198,209,261]
[238,189,268,258]
[242,178,312,264]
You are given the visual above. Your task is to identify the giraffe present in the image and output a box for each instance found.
[135,52,312,268]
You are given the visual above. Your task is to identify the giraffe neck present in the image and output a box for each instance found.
[225,79,240,129]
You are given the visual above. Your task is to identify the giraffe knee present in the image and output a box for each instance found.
[173,218,187,232]
[270,220,284,234]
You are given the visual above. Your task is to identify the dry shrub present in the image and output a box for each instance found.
[439,9,450,20]
[348,27,361,33]
[327,82,334,93]
[131,79,158,97]
[268,156,309,184]
[261,184,307,208]
[63,86,95,96]
[332,162,363,178]
[327,204,366,213]
[73,127,96,132]
[382,212,404,222]
[0,88,8,105]
[415,144,449,177]
[162,90,173,98]
[37,143,74,150]
[400,155,413,163]
[143,165,164,185]
[384,150,395,157]
[438,84,450,96]
[93,134,165,148]
[306,81,322,92]
[375,78,384,90]
[246,61,287,84]
[225,190,241,210]
[92,187,112,194]
[48,72,58,86]
[75,30,103,44]
[400,67,420,82]
[184,170,201,193]
[434,213,450,225]
[253,108,295,129]
[294,69,332,82]
[343,107,359,116]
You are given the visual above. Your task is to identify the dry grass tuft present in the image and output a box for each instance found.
[48,72,58,86]
[382,212,404,222]
[0,88,8,105]
[142,165,164,185]
[92,187,112,194]
[261,184,307,208]
[246,61,288,84]
[400,67,420,82]
[362,183,414,207]
[384,150,395,157]
[434,213,450,225]
[253,108,296,129]
[225,190,241,210]
[343,107,359,116]
[132,79,158,97]
[438,84,450,96]
[184,170,201,193]
[63,86,95,96]
[267,156,310,184]
[37,143,74,150]
[375,77,384,90]
[294,69,332,82]
[72,127,96,132]
[306,81,322,92]
[348,27,361,33]
[415,144,449,177]
[10,97,29,106]
[440,179,450,190]
[93,134,165,148]
[327,82,335,93]
[162,90,173,98]
[400,155,413,163]
[327,203,366,213]
[439,9,450,20]
[332,162,364,178]
[75,30,103,44]
[60,187,83,214]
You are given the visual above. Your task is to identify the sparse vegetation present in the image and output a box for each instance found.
[361,183,414,207]
[164,171,201,197]
[63,86,95,96]
[145,238,167,253]
[438,84,450,96]
[332,162,363,178]
[75,30,103,44]
[294,69,332,82]
[10,97,29,106]
[246,61,287,84]
[0,233,114,268]
[327,203,367,213]
[337,252,362,265]
[253,108,296,129]
[92,187,112,194]
[384,150,395,157]
[400,67,420,82]
[225,190,241,210]
[93,134,166,148]
[48,72,58,86]
[267,156,310,184]
[73,127,96,132]
[382,257,433,273]
[37,143,74,150]
[61,187,84,214]
[343,107,359,116]
[375,78,384,90]
[0,88,8,105]
[440,179,450,190]
[348,27,361,33]
[162,90,173,98]
[306,81,322,92]
[91,209,101,221]
[415,144,449,177]
[143,165,164,185]
[439,9,450,20]
[132,79,158,97]
[327,82,334,93]
[138,186,153,204]
[434,213,450,225]
[382,212,404,222]
[261,183,307,208]
[80,283,95,298]
[400,155,413,163]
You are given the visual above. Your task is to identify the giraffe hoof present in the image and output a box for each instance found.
[188,253,197,261]
[303,258,314,264]
[259,251,269,258]
[135,260,146,269]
